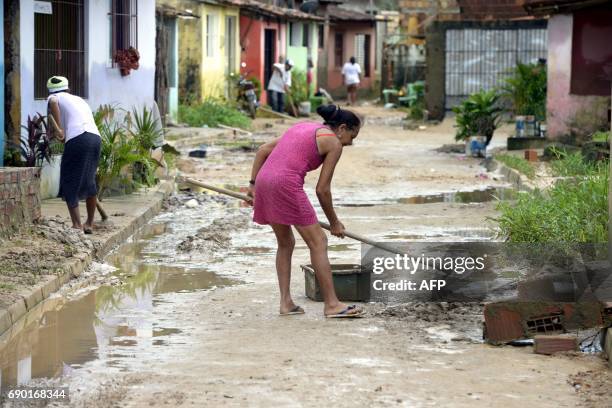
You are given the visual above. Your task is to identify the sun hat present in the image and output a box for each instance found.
[47,76,69,93]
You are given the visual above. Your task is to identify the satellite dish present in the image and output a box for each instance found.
[300,0,319,13]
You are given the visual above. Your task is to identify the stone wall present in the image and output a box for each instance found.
[0,167,41,237]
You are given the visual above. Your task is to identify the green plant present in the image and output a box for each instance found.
[496,169,608,243]
[452,89,503,142]
[501,62,547,121]
[289,68,309,105]
[548,147,605,177]
[128,106,162,186]
[95,106,140,199]
[178,97,251,129]
[20,114,52,167]
[592,131,610,143]
[408,82,426,121]
[495,154,536,179]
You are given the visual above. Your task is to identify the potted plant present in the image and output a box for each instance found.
[114,46,140,76]
[452,89,502,157]
[501,62,547,138]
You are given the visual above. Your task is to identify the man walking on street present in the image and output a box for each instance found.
[267,59,293,113]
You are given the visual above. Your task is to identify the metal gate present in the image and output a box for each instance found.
[445,27,547,109]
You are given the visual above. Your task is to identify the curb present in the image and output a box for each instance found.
[488,159,536,192]
[0,180,174,337]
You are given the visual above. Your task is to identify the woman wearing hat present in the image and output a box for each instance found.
[46,76,101,234]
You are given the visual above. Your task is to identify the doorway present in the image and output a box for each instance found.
[264,29,276,89]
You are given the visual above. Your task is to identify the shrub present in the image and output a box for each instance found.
[548,147,605,177]
[452,89,502,142]
[178,98,251,129]
[495,153,608,243]
[289,68,309,105]
[501,62,547,121]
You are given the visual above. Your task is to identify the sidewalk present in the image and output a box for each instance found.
[0,181,174,336]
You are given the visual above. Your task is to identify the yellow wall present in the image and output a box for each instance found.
[199,4,241,99]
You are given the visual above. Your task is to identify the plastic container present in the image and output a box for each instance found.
[515,116,525,137]
[298,101,311,117]
[302,264,371,302]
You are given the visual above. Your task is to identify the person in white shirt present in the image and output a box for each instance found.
[267,59,293,113]
[341,57,362,106]
[46,76,101,234]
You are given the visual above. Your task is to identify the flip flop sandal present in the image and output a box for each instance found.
[325,305,364,318]
[280,305,305,316]
[83,227,93,234]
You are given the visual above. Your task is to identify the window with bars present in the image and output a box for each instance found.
[334,32,344,67]
[318,24,324,49]
[109,0,138,63]
[34,0,86,99]
[302,24,310,48]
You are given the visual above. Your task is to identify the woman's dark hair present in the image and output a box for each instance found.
[350,57,356,64]
[317,104,361,130]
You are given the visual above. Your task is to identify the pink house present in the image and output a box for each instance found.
[316,2,377,99]
[525,1,612,140]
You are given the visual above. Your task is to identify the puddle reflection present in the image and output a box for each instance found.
[0,224,239,391]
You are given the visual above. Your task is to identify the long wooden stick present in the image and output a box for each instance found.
[182,177,404,255]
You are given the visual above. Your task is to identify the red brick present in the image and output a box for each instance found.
[534,335,578,354]
[525,150,538,162]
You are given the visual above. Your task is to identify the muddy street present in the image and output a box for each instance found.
[1,112,608,407]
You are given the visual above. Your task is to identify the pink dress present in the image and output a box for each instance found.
[254,122,331,226]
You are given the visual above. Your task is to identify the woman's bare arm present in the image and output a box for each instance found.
[316,138,343,236]
[47,97,65,141]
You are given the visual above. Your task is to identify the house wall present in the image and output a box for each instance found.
[19,0,156,122]
[547,14,609,140]
[239,15,287,105]
[286,21,319,93]
[200,4,241,99]
[326,22,377,98]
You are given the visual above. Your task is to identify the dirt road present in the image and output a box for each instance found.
[3,109,609,407]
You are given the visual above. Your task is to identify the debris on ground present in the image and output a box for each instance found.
[568,369,612,408]
[534,334,578,354]
[177,214,250,253]
[483,301,610,345]
[371,302,484,342]
[0,216,101,307]
[435,144,466,154]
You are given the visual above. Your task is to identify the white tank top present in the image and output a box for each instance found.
[47,92,100,142]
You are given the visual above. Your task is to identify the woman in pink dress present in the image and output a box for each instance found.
[247,105,363,318]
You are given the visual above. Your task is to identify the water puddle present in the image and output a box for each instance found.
[332,187,517,208]
[0,222,240,391]
[395,187,517,205]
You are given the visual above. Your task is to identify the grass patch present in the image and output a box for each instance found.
[592,131,610,143]
[495,153,609,243]
[178,98,251,130]
[549,148,605,177]
[495,154,536,179]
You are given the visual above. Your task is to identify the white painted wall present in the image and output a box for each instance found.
[20,0,156,122]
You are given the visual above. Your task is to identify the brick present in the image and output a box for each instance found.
[524,150,538,162]
[534,335,578,354]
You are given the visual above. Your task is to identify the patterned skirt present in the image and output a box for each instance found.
[58,132,101,208]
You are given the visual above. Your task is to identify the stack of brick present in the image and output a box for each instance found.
[0,168,42,237]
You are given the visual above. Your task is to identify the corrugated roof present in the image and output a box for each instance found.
[220,0,323,20]
[456,0,532,20]
[523,0,611,16]
[327,5,376,21]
